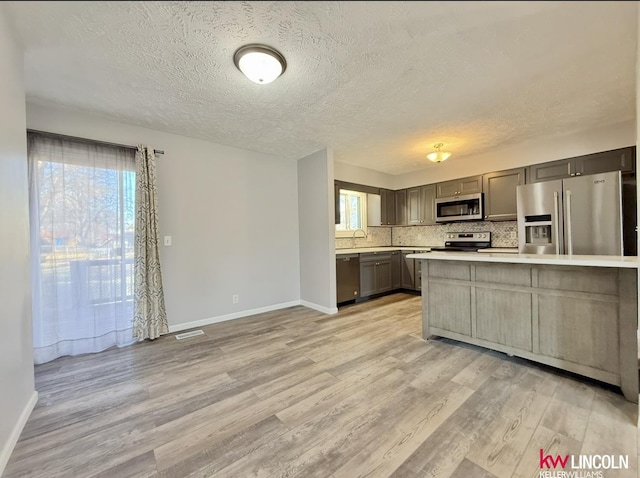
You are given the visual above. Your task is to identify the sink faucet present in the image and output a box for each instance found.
[352,228,367,247]
[352,228,367,239]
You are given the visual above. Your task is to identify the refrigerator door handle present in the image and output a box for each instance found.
[553,191,560,255]
[566,190,573,255]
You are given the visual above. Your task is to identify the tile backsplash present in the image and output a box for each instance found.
[335,221,518,249]
[391,221,518,248]
[335,227,391,249]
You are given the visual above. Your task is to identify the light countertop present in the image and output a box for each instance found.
[476,247,519,254]
[336,246,434,255]
[406,251,640,268]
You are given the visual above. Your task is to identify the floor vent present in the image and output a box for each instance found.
[175,330,205,340]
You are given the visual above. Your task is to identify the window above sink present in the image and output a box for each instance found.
[335,189,368,237]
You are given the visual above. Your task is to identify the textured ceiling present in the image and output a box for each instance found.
[4,1,638,174]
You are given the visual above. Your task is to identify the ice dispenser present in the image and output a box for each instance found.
[524,215,553,246]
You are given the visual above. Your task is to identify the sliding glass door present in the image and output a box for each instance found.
[29,133,137,364]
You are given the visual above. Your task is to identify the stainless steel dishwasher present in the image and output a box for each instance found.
[336,254,360,304]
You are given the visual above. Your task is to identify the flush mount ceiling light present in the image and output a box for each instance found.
[427,143,452,163]
[233,44,287,84]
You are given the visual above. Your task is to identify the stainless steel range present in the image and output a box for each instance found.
[430,231,491,252]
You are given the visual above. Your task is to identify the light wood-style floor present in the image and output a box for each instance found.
[5,293,638,478]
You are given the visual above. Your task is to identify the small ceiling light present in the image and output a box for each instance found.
[233,44,287,84]
[426,143,452,163]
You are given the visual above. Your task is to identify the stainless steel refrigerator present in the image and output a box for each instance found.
[517,171,623,255]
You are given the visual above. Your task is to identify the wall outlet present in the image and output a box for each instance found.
[232,294,239,304]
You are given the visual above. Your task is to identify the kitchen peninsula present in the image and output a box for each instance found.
[407,251,640,402]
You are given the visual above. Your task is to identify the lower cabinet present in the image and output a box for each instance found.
[391,251,402,289]
[338,250,424,303]
[359,261,377,297]
[360,253,393,297]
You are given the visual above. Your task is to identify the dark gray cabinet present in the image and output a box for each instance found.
[391,251,402,289]
[359,253,393,297]
[575,147,634,176]
[407,185,436,225]
[482,167,526,221]
[527,158,572,183]
[420,185,436,225]
[376,261,393,292]
[380,189,396,225]
[527,147,635,183]
[359,261,377,297]
[436,175,482,198]
[395,189,407,226]
[407,187,421,225]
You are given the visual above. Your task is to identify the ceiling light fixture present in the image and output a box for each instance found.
[233,44,287,85]
[427,143,452,163]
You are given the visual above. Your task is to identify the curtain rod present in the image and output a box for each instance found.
[27,129,165,155]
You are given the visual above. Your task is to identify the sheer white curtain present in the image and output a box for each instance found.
[29,133,137,364]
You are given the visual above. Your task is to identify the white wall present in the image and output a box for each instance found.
[334,161,395,189]
[0,7,37,474]
[393,120,636,189]
[298,148,337,314]
[26,103,301,331]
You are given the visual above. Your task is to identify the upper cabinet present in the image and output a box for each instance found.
[395,189,407,226]
[483,167,526,221]
[527,147,635,183]
[407,187,421,225]
[407,184,436,225]
[575,147,635,176]
[527,158,571,183]
[420,185,437,225]
[436,175,483,198]
[380,189,396,225]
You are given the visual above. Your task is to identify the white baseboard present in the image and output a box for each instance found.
[168,300,302,333]
[0,391,38,476]
[300,300,338,315]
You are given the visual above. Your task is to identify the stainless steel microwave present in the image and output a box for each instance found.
[435,193,484,223]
